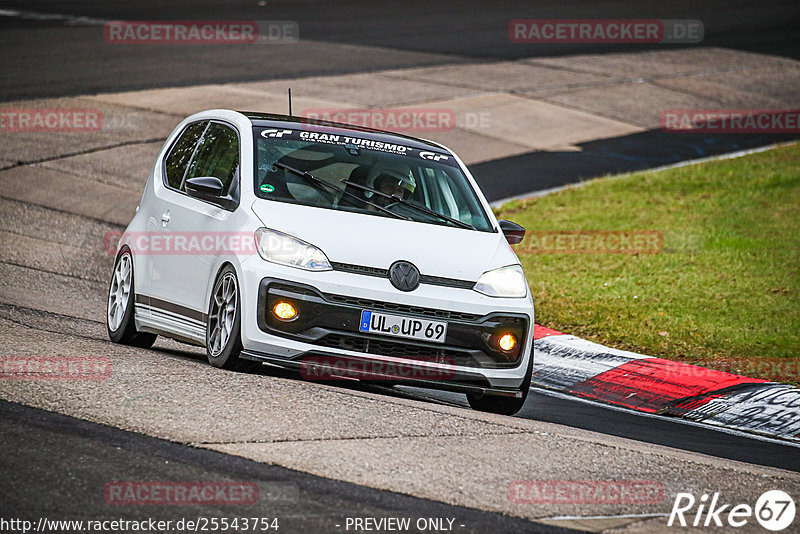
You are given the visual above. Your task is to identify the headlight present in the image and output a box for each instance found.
[254,228,332,271]
[473,264,528,298]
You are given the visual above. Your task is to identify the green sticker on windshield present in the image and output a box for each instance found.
[260,183,275,193]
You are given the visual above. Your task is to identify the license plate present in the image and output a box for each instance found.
[359,310,447,344]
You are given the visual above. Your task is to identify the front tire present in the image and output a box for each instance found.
[107,248,157,348]
[467,389,529,416]
[206,266,258,372]
[467,353,534,416]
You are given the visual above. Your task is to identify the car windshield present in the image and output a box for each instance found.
[253,126,493,232]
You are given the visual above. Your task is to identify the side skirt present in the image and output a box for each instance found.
[134,294,206,345]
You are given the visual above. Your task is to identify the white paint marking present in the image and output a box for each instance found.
[541,512,669,521]
[0,8,107,25]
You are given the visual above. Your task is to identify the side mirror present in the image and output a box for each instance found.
[185,176,224,199]
[498,220,526,245]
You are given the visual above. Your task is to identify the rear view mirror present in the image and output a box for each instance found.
[185,176,224,199]
[498,220,526,245]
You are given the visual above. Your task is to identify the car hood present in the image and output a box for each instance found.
[250,201,519,282]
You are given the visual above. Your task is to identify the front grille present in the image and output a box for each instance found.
[331,262,388,277]
[323,293,481,321]
[316,333,468,361]
[332,261,474,290]
[420,274,474,290]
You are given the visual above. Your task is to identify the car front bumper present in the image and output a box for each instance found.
[238,255,534,392]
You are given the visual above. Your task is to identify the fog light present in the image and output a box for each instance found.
[498,333,517,352]
[273,301,298,321]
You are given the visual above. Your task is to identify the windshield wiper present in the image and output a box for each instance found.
[273,162,408,221]
[340,180,476,230]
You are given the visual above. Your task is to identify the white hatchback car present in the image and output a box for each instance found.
[107,109,535,414]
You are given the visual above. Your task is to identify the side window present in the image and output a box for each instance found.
[183,122,240,196]
[164,121,207,190]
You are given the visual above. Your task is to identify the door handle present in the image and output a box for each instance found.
[161,212,171,224]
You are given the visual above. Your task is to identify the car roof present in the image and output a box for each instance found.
[240,111,450,153]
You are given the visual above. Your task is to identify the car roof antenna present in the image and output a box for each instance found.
[288,88,292,116]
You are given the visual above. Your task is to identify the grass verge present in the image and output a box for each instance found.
[496,143,799,384]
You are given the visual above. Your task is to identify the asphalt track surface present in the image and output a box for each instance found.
[1,0,800,100]
[474,130,800,203]
[2,1,798,201]
[2,379,798,533]
[0,400,577,534]
[1,2,799,531]
[392,386,800,473]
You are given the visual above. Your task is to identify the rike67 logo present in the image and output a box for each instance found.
[668,490,795,531]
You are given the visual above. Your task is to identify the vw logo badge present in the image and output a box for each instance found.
[389,261,421,292]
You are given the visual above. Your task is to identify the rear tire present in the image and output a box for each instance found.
[205,265,259,372]
[107,248,157,348]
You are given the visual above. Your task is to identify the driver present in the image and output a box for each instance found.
[368,169,416,210]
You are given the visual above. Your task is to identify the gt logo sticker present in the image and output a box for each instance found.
[261,129,292,138]
[419,151,449,162]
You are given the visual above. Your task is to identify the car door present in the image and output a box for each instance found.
[150,120,241,329]
[138,120,207,310]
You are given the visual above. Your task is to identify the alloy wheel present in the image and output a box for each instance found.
[208,272,238,357]
[107,253,132,331]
